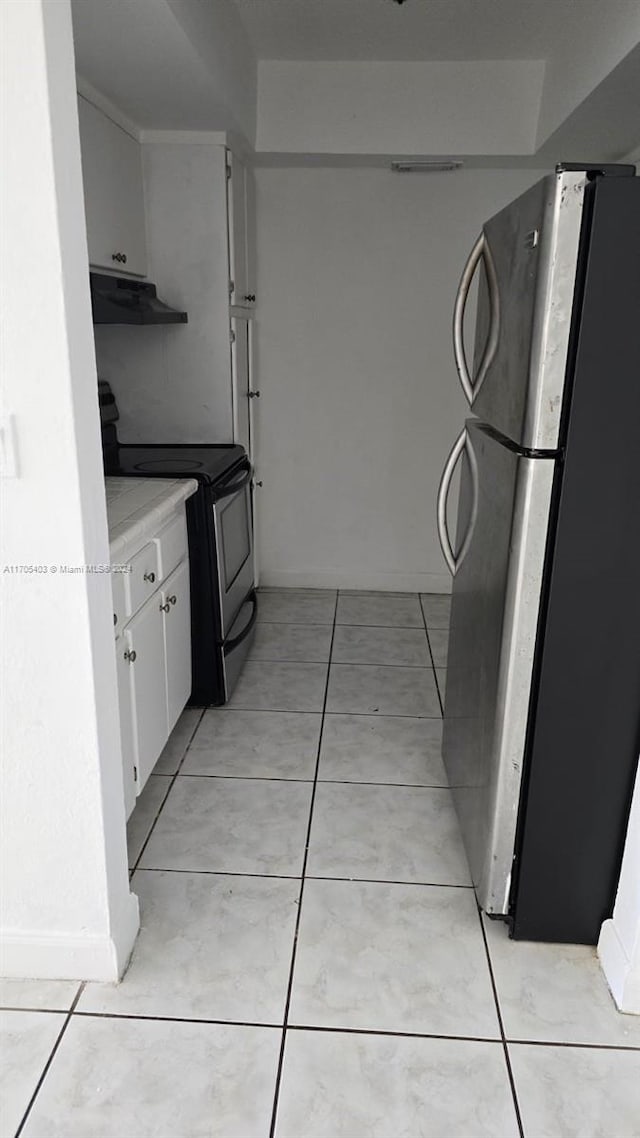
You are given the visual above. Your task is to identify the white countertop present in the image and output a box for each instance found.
[106,477,198,562]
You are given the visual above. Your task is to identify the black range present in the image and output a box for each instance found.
[101,388,257,706]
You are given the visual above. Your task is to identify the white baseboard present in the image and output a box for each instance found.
[598,918,640,1015]
[260,569,452,594]
[0,893,139,983]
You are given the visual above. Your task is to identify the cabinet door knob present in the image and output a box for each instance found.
[254,480,263,488]
[124,649,137,663]
[144,571,155,583]
[168,595,177,605]
[244,293,256,302]
[160,602,170,613]
[248,390,261,399]
[111,252,127,264]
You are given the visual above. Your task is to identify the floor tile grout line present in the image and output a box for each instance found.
[71,1010,284,1029]
[253,657,433,669]
[14,982,86,1137]
[254,623,336,632]
[5,1004,638,1052]
[130,709,207,877]
[257,622,429,630]
[285,1024,503,1043]
[476,903,525,1138]
[175,775,451,789]
[131,866,474,888]
[306,876,472,888]
[0,1006,76,1016]
[268,589,339,1138]
[257,620,444,631]
[504,1038,640,1053]
[330,661,432,671]
[134,867,303,880]
[194,707,444,721]
[228,709,443,720]
[419,596,444,716]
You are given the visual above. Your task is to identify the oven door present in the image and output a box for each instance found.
[212,459,255,638]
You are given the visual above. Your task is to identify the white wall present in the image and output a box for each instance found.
[0,0,138,980]
[254,165,544,592]
[71,0,257,144]
[94,141,233,443]
[536,1,640,147]
[166,0,256,145]
[257,60,544,156]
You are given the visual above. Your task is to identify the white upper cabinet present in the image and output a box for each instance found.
[77,96,148,278]
[226,150,255,308]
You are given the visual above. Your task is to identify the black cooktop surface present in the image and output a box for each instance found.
[108,443,246,485]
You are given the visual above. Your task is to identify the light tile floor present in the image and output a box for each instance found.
[3,589,639,1138]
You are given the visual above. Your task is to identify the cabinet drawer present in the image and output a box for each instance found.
[157,512,188,581]
[125,541,160,616]
[111,570,127,633]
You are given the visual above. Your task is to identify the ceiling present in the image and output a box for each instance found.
[70,0,640,160]
[231,0,588,61]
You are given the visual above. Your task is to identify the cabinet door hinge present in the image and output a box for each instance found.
[230,329,236,344]
[226,163,232,181]
[228,280,235,298]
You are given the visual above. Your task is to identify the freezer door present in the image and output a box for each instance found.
[468,171,586,450]
[442,421,556,913]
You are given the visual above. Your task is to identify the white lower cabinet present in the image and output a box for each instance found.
[115,634,137,820]
[123,590,169,795]
[161,559,192,735]
[113,502,193,809]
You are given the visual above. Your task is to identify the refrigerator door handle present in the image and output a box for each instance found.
[437,427,479,575]
[453,232,500,404]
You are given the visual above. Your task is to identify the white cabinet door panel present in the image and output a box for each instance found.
[115,636,137,819]
[124,595,167,793]
[161,559,192,735]
[78,96,147,278]
[226,151,247,306]
[244,162,256,304]
[231,316,251,457]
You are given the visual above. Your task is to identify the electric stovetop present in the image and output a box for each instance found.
[107,443,246,485]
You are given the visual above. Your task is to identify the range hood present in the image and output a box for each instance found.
[90,273,188,325]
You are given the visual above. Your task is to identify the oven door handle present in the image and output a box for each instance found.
[224,590,258,653]
[213,460,253,502]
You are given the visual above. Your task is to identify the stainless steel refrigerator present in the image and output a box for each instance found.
[437,163,640,943]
